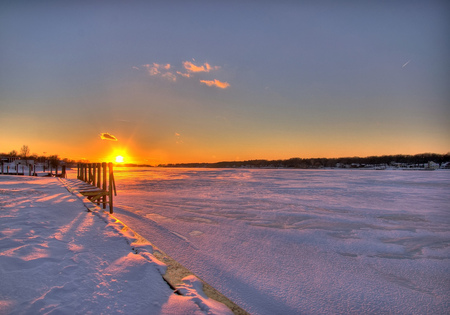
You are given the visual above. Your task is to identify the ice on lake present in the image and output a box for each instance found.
[109,168,450,314]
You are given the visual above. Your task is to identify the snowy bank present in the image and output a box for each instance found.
[0,175,234,314]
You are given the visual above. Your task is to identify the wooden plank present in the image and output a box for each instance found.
[85,193,107,202]
[79,188,105,193]
[78,190,107,195]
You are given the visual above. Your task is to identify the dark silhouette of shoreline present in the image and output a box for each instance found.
[158,153,450,169]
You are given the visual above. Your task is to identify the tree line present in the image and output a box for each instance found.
[160,153,450,169]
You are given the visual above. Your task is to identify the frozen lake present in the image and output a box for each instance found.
[108,168,449,314]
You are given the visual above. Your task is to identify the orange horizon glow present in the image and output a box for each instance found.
[1,132,449,167]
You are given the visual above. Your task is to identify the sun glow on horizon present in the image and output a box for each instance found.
[115,155,124,163]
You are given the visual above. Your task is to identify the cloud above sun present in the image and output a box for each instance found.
[134,60,229,89]
[100,133,118,141]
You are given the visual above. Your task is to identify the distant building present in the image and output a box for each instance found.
[0,155,20,163]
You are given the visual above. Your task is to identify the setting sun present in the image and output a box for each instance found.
[115,155,124,163]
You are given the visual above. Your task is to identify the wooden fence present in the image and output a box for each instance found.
[76,162,117,214]
[0,162,66,177]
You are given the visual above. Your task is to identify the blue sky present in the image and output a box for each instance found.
[1,1,449,164]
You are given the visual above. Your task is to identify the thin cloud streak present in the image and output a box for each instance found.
[200,79,230,89]
[402,59,412,68]
[176,71,191,78]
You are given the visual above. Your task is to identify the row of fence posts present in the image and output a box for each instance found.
[77,162,116,214]
[45,165,66,177]
[0,163,33,176]
[0,162,66,177]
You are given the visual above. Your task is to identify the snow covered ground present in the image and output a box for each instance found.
[107,168,450,314]
[0,175,233,314]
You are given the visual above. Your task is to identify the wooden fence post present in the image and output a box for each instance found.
[108,162,113,214]
[102,162,107,209]
[96,163,101,205]
[72,161,117,212]
[97,163,101,188]
[92,163,96,187]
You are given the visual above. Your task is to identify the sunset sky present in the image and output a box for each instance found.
[1,1,449,165]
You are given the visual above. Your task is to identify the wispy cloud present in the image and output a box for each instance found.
[142,63,176,81]
[176,71,191,78]
[183,61,220,73]
[200,79,230,89]
[100,133,118,141]
[175,132,183,144]
[161,72,177,81]
[135,60,229,88]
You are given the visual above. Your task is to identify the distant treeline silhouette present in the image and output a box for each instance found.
[160,153,450,169]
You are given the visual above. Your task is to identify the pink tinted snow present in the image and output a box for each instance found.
[110,168,450,315]
[0,175,232,315]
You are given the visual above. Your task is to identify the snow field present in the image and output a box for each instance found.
[110,168,450,314]
[0,175,233,315]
